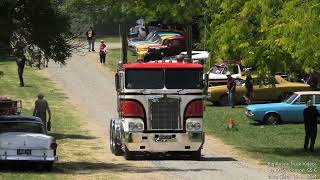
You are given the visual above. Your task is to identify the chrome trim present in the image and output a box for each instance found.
[0,155,57,161]
[124,132,204,152]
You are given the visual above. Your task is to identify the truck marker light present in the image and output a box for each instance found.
[120,100,145,118]
[185,100,203,118]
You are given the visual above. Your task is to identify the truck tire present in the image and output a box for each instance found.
[110,121,123,156]
[124,146,136,160]
[191,149,202,161]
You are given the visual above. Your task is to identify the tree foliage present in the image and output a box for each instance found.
[203,0,320,77]
[61,0,320,76]
[0,0,73,66]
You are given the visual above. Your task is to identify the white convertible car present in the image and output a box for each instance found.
[0,115,57,170]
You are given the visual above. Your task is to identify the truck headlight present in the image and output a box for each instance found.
[128,121,144,132]
[186,119,202,132]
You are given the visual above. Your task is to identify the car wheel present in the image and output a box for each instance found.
[191,149,202,161]
[219,94,229,106]
[124,146,136,160]
[110,121,123,156]
[263,113,281,125]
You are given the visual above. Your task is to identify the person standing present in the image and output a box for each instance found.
[99,40,106,64]
[226,71,236,108]
[15,44,26,87]
[303,100,319,152]
[85,27,95,52]
[33,93,51,130]
[244,73,253,104]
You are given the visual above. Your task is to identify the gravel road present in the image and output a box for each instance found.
[45,45,270,180]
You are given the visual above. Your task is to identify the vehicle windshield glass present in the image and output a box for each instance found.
[211,66,224,74]
[125,69,164,89]
[0,121,44,134]
[165,69,203,89]
[125,68,203,89]
[145,31,154,41]
[284,93,298,103]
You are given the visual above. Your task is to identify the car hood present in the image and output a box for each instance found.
[0,132,53,149]
[208,73,240,80]
[247,103,289,111]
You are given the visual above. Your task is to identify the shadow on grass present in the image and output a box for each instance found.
[248,147,320,157]
[54,161,220,174]
[49,133,96,140]
[0,161,220,173]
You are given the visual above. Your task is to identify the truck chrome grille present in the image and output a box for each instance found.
[149,98,180,130]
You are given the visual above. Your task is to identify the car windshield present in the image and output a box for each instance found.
[144,31,154,41]
[210,66,225,74]
[0,121,44,134]
[125,68,203,89]
[284,93,298,103]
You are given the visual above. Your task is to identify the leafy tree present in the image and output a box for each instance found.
[0,0,73,85]
[202,0,320,78]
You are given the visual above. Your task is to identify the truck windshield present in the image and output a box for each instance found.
[125,68,203,89]
[125,69,164,89]
[166,69,203,89]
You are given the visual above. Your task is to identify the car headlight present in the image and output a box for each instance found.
[245,110,254,117]
[128,121,144,132]
[186,120,202,132]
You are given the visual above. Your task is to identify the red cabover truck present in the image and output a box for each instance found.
[110,60,208,160]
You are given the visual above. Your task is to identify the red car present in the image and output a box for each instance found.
[143,36,186,62]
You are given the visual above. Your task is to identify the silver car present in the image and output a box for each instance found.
[0,115,57,170]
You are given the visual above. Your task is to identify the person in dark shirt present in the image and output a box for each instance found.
[85,27,95,52]
[244,73,253,104]
[226,71,236,108]
[303,100,319,152]
[33,93,51,130]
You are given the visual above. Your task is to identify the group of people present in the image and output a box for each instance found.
[85,27,107,64]
[226,71,318,152]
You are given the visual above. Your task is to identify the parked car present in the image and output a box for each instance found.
[207,75,311,106]
[136,34,182,60]
[128,31,182,52]
[246,91,320,125]
[163,51,209,64]
[143,36,186,62]
[206,62,244,86]
[0,115,58,170]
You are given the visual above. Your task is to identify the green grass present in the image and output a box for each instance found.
[0,60,118,179]
[204,103,320,177]
[106,49,135,72]
[95,35,121,44]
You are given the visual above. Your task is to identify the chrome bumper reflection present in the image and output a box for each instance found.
[124,132,204,152]
[0,155,57,161]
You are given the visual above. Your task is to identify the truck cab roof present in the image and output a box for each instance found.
[122,62,203,69]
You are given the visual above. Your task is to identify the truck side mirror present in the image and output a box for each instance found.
[204,73,209,95]
[115,73,120,92]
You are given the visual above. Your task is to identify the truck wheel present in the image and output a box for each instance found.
[124,146,135,160]
[110,121,123,156]
[219,94,229,106]
[191,149,202,161]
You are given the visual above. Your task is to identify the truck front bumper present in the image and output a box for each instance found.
[124,132,205,152]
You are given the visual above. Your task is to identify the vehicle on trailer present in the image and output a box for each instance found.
[0,98,57,170]
[246,91,320,125]
[110,61,207,160]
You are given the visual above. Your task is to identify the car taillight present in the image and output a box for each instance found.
[50,142,58,149]
[185,100,203,118]
[120,100,145,119]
